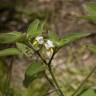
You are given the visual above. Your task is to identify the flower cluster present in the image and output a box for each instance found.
[32,35,55,57]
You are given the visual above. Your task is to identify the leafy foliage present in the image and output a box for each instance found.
[79,89,96,96]
[0,18,95,96]
[23,61,46,87]
[48,31,60,46]
[0,32,22,44]
[0,48,20,57]
[27,19,45,39]
[59,32,91,46]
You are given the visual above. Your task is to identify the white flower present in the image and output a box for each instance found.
[44,40,54,49]
[35,36,44,44]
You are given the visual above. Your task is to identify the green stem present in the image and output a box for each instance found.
[48,65,64,96]
[44,72,55,88]
[47,49,64,96]
[27,41,64,96]
[71,65,96,96]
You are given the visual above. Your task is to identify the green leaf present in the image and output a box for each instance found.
[59,32,91,46]
[79,89,96,96]
[23,62,46,87]
[26,62,45,77]
[0,48,20,57]
[48,31,60,45]
[37,20,45,34]
[16,42,33,57]
[87,45,96,54]
[0,32,22,44]
[27,19,45,39]
[84,3,96,16]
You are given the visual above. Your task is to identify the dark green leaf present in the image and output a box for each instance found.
[88,45,96,54]
[27,19,40,38]
[0,48,20,57]
[26,62,46,77]
[79,89,96,96]
[23,74,37,88]
[27,19,45,39]
[0,32,22,44]
[59,32,91,46]
[24,62,46,87]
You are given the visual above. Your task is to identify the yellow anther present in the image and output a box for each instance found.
[33,40,38,46]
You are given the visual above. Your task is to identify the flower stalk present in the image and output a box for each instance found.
[27,40,64,96]
[48,65,64,96]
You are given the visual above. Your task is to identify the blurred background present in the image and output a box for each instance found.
[0,0,96,96]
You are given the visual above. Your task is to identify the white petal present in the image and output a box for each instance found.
[35,36,44,44]
[45,40,54,49]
